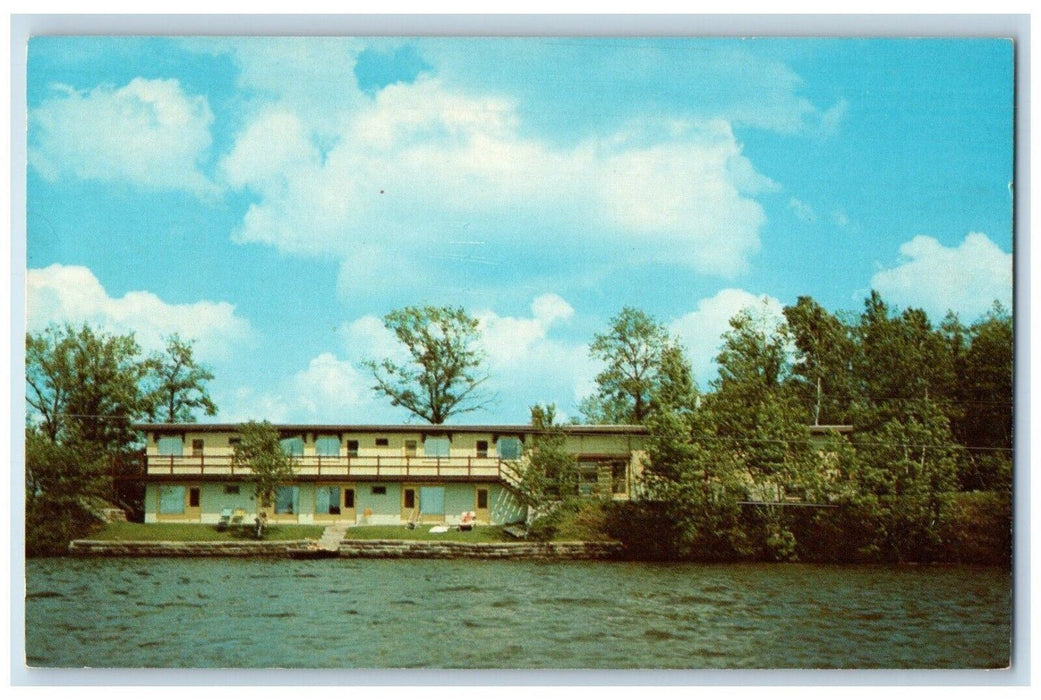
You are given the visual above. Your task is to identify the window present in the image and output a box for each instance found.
[159,486,185,514]
[612,463,627,494]
[476,440,489,458]
[274,486,299,514]
[476,488,489,509]
[224,484,240,495]
[188,487,201,508]
[404,440,418,457]
[192,439,204,457]
[157,436,183,456]
[228,437,241,447]
[316,486,341,515]
[344,489,355,509]
[424,437,450,458]
[498,437,522,460]
[579,463,600,496]
[372,486,387,496]
[315,436,340,457]
[420,487,445,515]
[346,440,360,457]
[280,436,304,457]
[375,438,389,447]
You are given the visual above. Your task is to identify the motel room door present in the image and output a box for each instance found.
[185,485,202,521]
[475,487,490,523]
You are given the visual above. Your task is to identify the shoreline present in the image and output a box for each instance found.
[67,538,625,559]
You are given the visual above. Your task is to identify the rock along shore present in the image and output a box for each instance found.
[68,539,624,560]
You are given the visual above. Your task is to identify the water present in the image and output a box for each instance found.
[25,558,1011,669]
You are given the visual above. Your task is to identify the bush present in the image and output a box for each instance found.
[26,499,102,557]
[935,490,1012,565]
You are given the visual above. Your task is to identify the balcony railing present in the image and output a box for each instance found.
[144,454,519,482]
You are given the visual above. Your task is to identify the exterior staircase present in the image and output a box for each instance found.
[316,524,348,553]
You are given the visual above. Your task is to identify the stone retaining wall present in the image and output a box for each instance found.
[68,540,313,557]
[68,539,624,559]
[337,539,624,559]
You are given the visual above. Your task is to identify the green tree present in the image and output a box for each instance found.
[142,334,218,422]
[26,324,147,451]
[231,421,296,522]
[853,399,959,561]
[583,307,677,424]
[25,428,109,555]
[783,295,857,425]
[512,404,578,511]
[365,306,489,424]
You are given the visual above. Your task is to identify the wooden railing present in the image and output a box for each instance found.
[144,454,514,480]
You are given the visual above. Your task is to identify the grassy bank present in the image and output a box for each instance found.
[86,522,324,542]
[343,525,511,542]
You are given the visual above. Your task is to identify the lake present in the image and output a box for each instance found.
[24,558,1011,669]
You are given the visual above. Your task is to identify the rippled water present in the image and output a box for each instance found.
[25,558,1010,669]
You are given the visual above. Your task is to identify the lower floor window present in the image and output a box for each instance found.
[316,486,341,515]
[275,486,299,514]
[159,486,186,514]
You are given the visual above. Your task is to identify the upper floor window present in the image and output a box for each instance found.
[476,440,489,458]
[280,436,304,457]
[191,439,204,457]
[498,436,522,460]
[375,438,389,447]
[346,440,360,457]
[315,436,341,457]
[424,437,450,458]
[157,436,183,456]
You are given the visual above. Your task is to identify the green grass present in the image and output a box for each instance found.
[343,524,512,542]
[86,521,324,542]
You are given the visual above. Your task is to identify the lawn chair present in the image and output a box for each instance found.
[458,511,476,532]
[406,508,421,530]
[217,507,233,531]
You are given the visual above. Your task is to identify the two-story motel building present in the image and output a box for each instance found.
[136,423,648,526]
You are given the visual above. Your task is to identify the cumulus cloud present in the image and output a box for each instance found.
[219,73,772,282]
[29,78,216,195]
[225,293,595,423]
[670,288,786,385]
[870,232,1012,320]
[26,264,252,362]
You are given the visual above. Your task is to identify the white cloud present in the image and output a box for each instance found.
[870,232,1012,320]
[26,264,252,362]
[30,78,216,195]
[218,74,772,282]
[671,288,786,385]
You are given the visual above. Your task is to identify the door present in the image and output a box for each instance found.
[186,485,202,521]
[419,486,445,523]
[475,487,490,523]
[343,486,357,523]
[401,487,417,521]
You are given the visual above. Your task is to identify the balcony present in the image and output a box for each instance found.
[144,453,520,483]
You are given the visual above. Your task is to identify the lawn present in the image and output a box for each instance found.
[86,521,324,542]
[343,524,512,542]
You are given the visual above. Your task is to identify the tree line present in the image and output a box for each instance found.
[25,290,1012,561]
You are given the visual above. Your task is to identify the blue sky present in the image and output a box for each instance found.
[25,37,1014,424]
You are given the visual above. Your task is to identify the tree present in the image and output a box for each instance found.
[25,427,110,555]
[231,422,296,530]
[143,334,217,422]
[26,324,147,453]
[512,404,578,510]
[584,307,677,424]
[365,306,489,424]
[783,296,857,425]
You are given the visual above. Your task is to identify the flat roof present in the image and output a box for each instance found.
[132,422,650,436]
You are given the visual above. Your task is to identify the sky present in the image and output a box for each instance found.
[24,37,1015,425]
